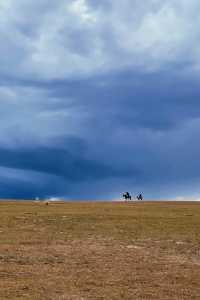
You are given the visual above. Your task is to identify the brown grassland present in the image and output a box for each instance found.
[0,200,200,299]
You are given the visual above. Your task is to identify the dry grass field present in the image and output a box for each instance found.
[0,201,200,300]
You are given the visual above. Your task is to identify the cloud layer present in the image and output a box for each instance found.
[1,0,200,80]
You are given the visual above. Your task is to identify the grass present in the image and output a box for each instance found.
[0,201,200,299]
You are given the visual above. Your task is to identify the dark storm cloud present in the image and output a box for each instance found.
[1,67,200,199]
[1,69,200,199]
[0,143,131,181]
[46,71,200,131]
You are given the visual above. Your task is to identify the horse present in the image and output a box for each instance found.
[123,192,132,201]
[137,194,143,201]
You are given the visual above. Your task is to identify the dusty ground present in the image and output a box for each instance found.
[0,201,200,299]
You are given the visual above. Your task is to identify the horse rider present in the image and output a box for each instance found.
[137,193,143,201]
[123,192,131,201]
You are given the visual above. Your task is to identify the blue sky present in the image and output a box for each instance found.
[0,0,200,200]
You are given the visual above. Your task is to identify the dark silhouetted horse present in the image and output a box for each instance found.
[123,192,132,201]
[137,194,143,201]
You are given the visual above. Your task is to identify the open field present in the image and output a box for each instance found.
[0,201,200,299]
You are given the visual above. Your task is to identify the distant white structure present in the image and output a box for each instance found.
[47,197,60,202]
[34,197,40,202]
[43,197,61,205]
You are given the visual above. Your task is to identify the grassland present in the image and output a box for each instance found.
[0,201,200,299]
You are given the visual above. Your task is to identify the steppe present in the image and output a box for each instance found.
[0,201,200,299]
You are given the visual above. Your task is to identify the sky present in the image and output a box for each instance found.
[0,0,200,200]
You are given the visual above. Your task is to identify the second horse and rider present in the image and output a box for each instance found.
[123,192,143,201]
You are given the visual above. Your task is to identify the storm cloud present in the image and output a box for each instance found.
[0,0,200,200]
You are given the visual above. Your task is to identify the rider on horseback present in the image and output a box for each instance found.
[137,193,143,201]
[123,192,131,201]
